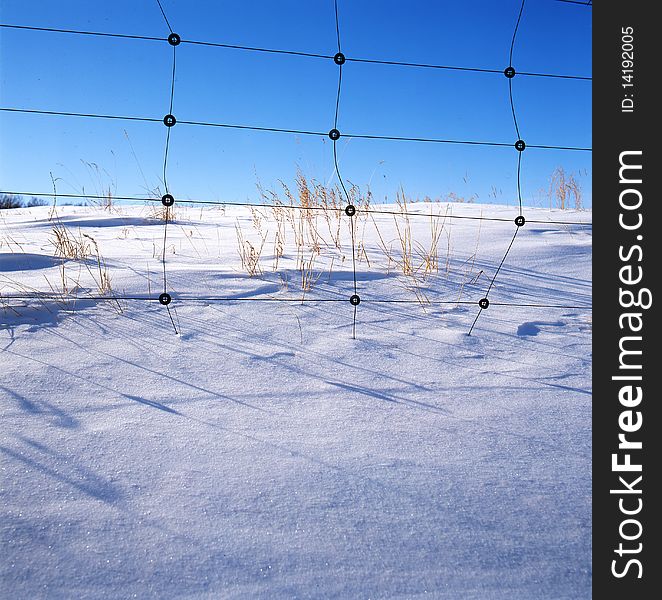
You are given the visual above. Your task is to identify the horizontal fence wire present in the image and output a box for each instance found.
[0,22,591,81]
[0,190,592,226]
[0,294,591,310]
[554,0,591,6]
[0,107,592,152]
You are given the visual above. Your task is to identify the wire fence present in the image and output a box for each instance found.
[0,0,592,337]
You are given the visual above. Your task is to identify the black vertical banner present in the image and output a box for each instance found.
[593,1,659,597]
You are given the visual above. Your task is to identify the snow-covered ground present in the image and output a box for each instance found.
[1,202,591,599]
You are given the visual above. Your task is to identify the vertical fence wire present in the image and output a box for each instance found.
[156,0,179,333]
[468,0,528,336]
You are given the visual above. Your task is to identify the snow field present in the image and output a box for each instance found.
[1,202,591,599]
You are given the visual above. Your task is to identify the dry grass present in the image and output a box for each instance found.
[234,171,375,292]
[235,221,265,277]
[415,205,447,278]
[80,160,118,212]
[299,253,320,296]
[50,222,93,260]
[549,167,583,210]
[455,211,485,303]
[2,171,498,317]
[234,174,469,305]
[82,234,113,296]
[45,231,114,299]
[371,191,450,280]
[148,203,177,222]
[45,203,115,300]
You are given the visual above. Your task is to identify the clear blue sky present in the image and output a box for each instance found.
[0,0,591,208]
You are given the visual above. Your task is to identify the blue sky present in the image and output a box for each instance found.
[0,0,591,208]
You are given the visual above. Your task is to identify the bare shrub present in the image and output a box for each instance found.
[0,194,23,209]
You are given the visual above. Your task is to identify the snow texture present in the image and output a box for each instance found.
[1,203,591,599]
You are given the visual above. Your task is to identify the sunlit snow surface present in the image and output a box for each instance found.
[1,203,591,599]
